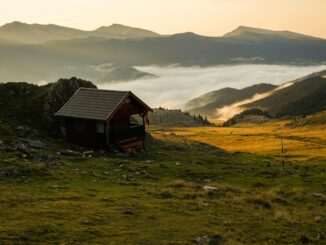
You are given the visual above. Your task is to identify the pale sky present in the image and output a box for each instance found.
[0,0,325,38]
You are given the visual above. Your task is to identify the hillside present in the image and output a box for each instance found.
[184,84,277,117]
[1,24,326,82]
[222,108,272,127]
[148,108,212,127]
[0,60,154,84]
[95,24,160,39]
[246,76,326,117]
[0,77,96,133]
[0,21,160,44]
[223,26,322,40]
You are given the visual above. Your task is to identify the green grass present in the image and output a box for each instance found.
[0,126,325,244]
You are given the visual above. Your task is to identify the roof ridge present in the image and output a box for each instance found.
[79,87,130,93]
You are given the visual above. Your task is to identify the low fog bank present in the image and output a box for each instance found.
[216,82,294,121]
[98,64,326,108]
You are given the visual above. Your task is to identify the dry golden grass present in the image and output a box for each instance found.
[153,120,326,161]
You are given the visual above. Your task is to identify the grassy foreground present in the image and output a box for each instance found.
[0,121,325,244]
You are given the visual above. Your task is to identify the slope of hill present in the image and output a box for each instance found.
[0,21,160,44]
[95,24,160,39]
[0,60,154,84]
[0,21,89,43]
[148,108,212,127]
[98,65,156,82]
[184,84,277,117]
[223,26,322,40]
[0,77,96,132]
[222,108,273,127]
[246,76,326,117]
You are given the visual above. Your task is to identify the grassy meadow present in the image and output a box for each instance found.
[167,120,326,161]
[0,120,325,244]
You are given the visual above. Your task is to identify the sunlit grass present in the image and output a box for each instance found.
[157,120,326,161]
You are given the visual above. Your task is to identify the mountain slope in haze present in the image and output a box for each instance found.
[95,24,160,39]
[223,26,321,40]
[0,61,154,84]
[245,75,326,117]
[0,21,160,43]
[97,64,156,82]
[184,84,277,117]
[14,29,326,66]
[0,21,88,43]
[1,23,326,82]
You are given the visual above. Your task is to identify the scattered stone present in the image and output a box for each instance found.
[175,161,181,166]
[204,186,219,191]
[83,151,94,158]
[103,171,109,176]
[312,192,326,199]
[21,154,28,159]
[315,216,326,223]
[101,197,113,202]
[122,174,129,181]
[127,167,136,172]
[20,138,47,149]
[15,142,29,153]
[57,149,83,157]
[194,234,223,245]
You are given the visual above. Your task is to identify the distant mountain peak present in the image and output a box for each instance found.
[95,24,160,38]
[1,21,28,29]
[170,32,203,39]
[223,25,321,40]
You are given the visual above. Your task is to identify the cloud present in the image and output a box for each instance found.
[97,64,326,108]
[215,82,294,121]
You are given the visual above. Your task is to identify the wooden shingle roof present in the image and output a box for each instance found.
[55,88,132,121]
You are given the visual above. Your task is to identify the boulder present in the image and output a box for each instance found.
[42,77,97,135]
[20,138,47,149]
[57,149,83,157]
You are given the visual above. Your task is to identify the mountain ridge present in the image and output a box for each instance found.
[0,21,161,43]
[1,22,326,82]
[223,25,323,40]
[1,21,325,44]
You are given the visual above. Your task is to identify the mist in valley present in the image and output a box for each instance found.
[98,64,326,108]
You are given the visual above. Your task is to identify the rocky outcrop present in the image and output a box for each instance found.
[43,77,97,135]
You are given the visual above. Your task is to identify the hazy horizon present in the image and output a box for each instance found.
[1,0,326,38]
